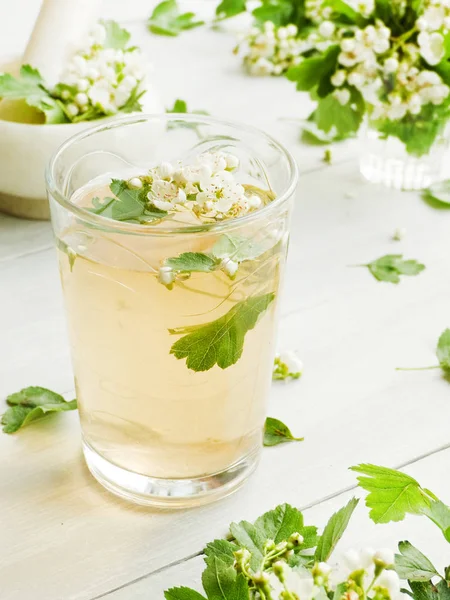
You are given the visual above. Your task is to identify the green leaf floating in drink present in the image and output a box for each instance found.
[169,293,276,371]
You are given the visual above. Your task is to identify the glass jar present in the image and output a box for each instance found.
[46,114,298,507]
[359,118,449,191]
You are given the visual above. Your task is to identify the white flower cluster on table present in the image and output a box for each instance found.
[133,150,264,220]
[235,540,403,600]
[56,22,146,119]
[238,21,305,75]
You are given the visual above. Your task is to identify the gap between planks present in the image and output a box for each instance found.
[89,440,450,600]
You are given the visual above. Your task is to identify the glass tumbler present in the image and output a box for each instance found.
[46,114,298,507]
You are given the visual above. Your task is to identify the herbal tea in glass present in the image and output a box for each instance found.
[47,115,297,507]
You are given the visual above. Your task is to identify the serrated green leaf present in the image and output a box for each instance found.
[395,541,440,581]
[309,91,364,138]
[422,501,450,543]
[2,386,77,433]
[164,588,206,600]
[263,417,304,447]
[215,0,247,19]
[229,520,267,571]
[204,539,239,567]
[148,0,204,36]
[315,498,359,561]
[102,20,131,49]
[165,252,219,273]
[286,46,339,92]
[169,293,275,372]
[100,179,167,224]
[0,65,67,124]
[408,580,450,600]
[351,464,432,523]
[212,234,268,262]
[363,254,425,284]
[436,329,450,370]
[202,556,248,600]
[252,0,294,26]
[119,84,145,114]
[255,504,309,544]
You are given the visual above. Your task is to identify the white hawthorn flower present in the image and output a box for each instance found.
[158,266,175,287]
[278,351,303,375]
[221,257,239,278]
[384,57,399,73]
[418,31,445,65]
[421,5,446,30]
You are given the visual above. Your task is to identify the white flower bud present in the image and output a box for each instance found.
[158,266,175,287]
[264,20,275,31]
[393,227,406,241]
[278,351,303,375]
[75,92,89,107]
[248,195,262,209]
[225,153,239,170]
[348,71,365,87]
[384,57,399,74]
[317,562,332,576]
[286,24,298,36]
[61,89,71,100]
[343,549,361,570]
[87,67,100,80]
[277,27,288,40]
[374,548,395,566]
[319,21,335,38]
[377,570,401,597]
[221,257,239,278]
[66,103,79,117]
[333,88,351,105]
[128,177,143,189]
[331,70,346,87]
[77,78,89,92]
[341,38,355,52]
[158,162,174,180]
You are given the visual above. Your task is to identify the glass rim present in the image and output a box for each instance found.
[46,113,298,236]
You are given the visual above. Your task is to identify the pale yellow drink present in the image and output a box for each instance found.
[57,185,286,481]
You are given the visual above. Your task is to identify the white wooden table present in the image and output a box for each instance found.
[1,2,449,599]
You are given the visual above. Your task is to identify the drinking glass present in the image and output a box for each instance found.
[46,114,298,507]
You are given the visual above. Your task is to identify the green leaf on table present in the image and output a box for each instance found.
[165,252,219,273]
[315,498,359,561]
[0,65,67,124]
[286,46,339,92]
[436,329,450,370]
[351,463,433,523]
[169,292,275,372]
[102,20,131,49]
[423,180,450,208]
[395,541,441,581]
[1,386,77,433]
[202,556,248,600]
[307,90,364,139]
[148,0,204,36]
[215,0,247,20]
[360,254,425,284]
[229,520,267,571]
[165,588,206,600]
[264,417,304,447]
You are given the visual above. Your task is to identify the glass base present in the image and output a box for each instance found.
[83,440,260,508]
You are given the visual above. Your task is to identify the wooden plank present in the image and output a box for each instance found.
[104,447,450,599]
[1,161,450,599]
